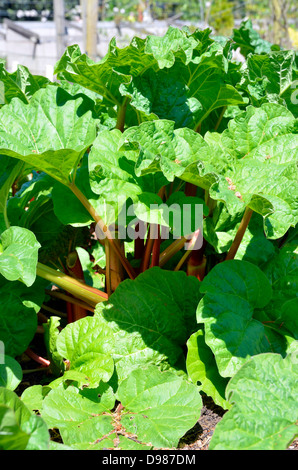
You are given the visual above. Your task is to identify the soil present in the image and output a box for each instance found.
[178,395,298,451]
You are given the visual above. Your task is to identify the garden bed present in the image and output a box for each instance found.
[0,20,297,451]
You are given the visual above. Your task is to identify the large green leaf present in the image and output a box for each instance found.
[0,388,50,450]
[56,316,116,387]
[0,226,40,286]
[0,62,51,106]
[118,365,202,448]
[231,19,274,58]
[196,260,276,377]
[259,241,298,342]
[0,156,27,234]
[240,49,298,116]
[186,330,231,410]
[40,383,115,447]
[0,277,46,357]
[209,353,298,450]
[122,41,244,129]
[95,267,201,381]
[0,355,22,391]
[206,103,298,237]
[54,27,201,110]
[122,120,214,184]
[41,365,202,449]
[0,85,98,186]
[262,241,298,312]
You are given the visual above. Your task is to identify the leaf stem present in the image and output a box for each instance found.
[140,226,155,272]
[184,182,197,197]
[25,348,50,367]
[45,290,94,314]
[69,182,136,280]
[159,237,187,267]
[214,106,227,131]
[150,225,161,268]
[115,97,130,133]
[36,262,108,307]
[225,207,253,261]
[205,189,217,217]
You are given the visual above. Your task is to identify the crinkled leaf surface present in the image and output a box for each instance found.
[122,40,244,129]
[240,49,298,116]
[206,103,298,237]
[0,62,51,106]
[259,241,298,343]
[196,260,275,377]
[231,19,274,57]
[54,27,201,109]
[262,241,298,313]
[0,85,98,185]
[209,353,298,450]
[118,366,202,448]
[95,267,201,381]
[40,383,115,447]
[124,104,297,239]
[0,226,40,286]
[41,366,201,450]
[56,316,116,386]
[122,120,211,183]
[55,28,243,129]
[88,128,166,226]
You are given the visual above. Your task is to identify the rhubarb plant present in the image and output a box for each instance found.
[0,23,297,450]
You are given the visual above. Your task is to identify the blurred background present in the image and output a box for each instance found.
[0,0,297,77]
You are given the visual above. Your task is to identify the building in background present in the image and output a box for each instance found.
[0,1,296,76]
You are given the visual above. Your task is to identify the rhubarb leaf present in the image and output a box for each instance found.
[206,103,298,237]
[118,365,202,448]
[0,85,98,186]
[0,356,22,391]
[56,316,115,386]
[196,260,274,377]
[0,388,50,450]
[209,353,298,450]
[241,50,298,116]
[0,226,40,286]
[122,41,244,129]
[0,277,46,357]
[41,365,202,449]
[0,62,51,106]
[122,120,212,183]
[95,267,201,381]
[40,383,115,447]
[0,157,26,234]
[186,330,231,410]
[231,19,274,57]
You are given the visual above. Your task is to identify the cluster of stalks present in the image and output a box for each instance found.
[25,104,253,369]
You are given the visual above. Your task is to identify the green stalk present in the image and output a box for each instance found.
[205,189,217,217]
[36,262,108,308]
[115,97,130,132]
[69,182,136,280]
[159,237,187,267]
[214,106,227,131]
[225,207,253,261]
